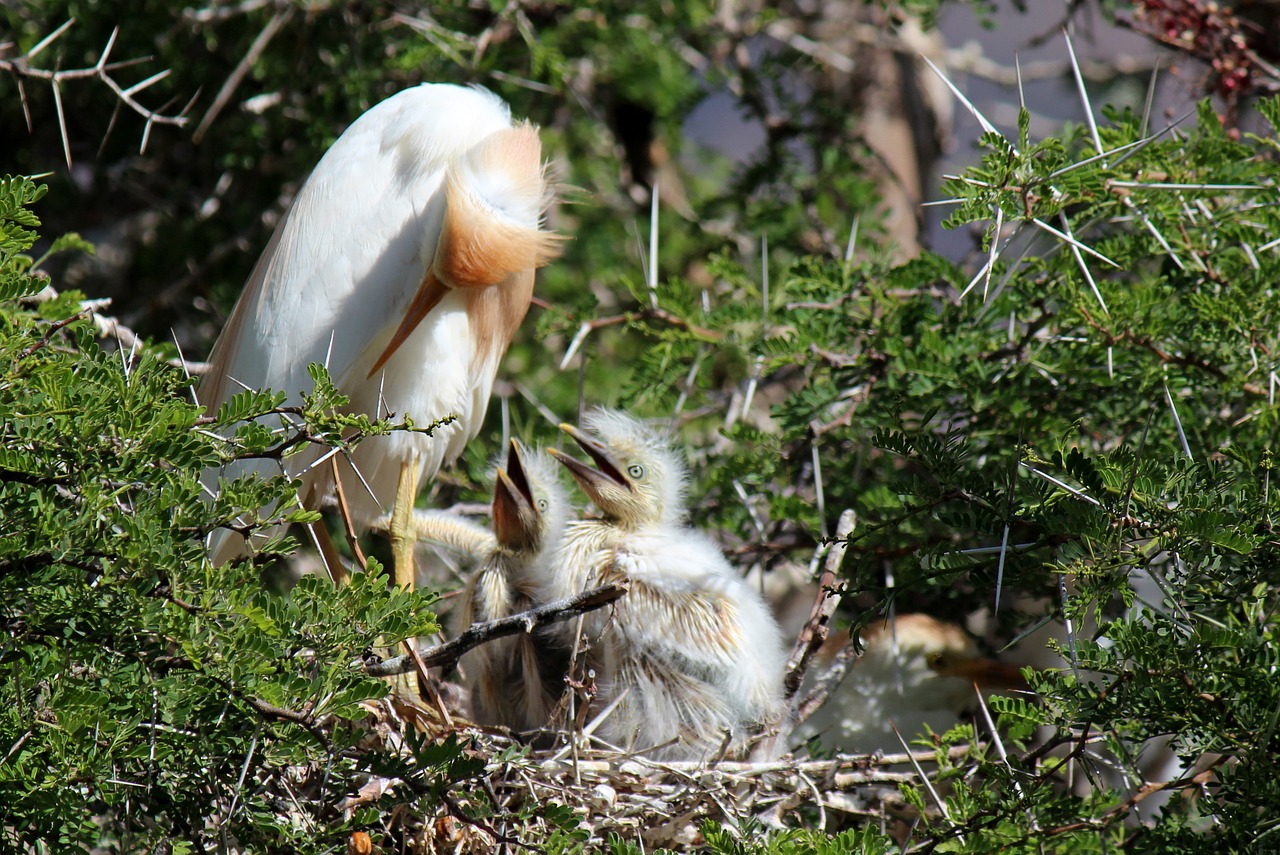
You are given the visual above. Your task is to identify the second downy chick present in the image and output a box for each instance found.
[452,440,572,734]
[547,408,786,760]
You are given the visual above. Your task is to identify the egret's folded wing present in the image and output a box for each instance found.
[203,85,516,418]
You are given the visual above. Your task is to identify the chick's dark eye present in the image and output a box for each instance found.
[537,499,549,511]
[926,652,944,670]
[627,464,645,479]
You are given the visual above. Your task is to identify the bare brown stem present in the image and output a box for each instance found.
[365,582,630,677]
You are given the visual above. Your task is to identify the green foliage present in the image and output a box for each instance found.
[0,183,450,853]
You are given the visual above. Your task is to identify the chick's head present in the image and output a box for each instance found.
[492,440,569,554]
[550,408,687,529]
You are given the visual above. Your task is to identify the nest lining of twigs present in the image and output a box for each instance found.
[325,689,958,853]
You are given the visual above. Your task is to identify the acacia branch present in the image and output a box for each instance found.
[1040,755,1227,835]
[0,21,193,166]
[365,582,629,677]
[22,286,209,373]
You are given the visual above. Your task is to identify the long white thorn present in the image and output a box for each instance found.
[1019,463,1102,507]
[1060,574,1080,676]
[1064,27,1103,159]
[1031,217,1121,268]
[1122,196,1185,271]
[1015,53,1026,115]
[28,18,76,59]
[1048,138,1144,179]
[1068,236,1109,316]
[648,183,660,308]
[812,443,827,539]
[668,346,706,429]
[559,322,592,371]
[974,685,1039,830]
[891,723,965,843]
[1140,58,1161,139]
[959,255,995,301]
[984,204,1004,301]
[844,216,859,262]
[994,522,1011,615]
[922,55,1014,153]
[1164,382,1193,459]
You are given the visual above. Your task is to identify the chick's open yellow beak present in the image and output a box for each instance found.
[551,423,631,489]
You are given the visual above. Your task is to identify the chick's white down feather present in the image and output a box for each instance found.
[200,84,556,560]
[547,409,786,760]
[451,444,571,733]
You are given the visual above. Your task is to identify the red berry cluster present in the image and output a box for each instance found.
[1132,0,1267,112]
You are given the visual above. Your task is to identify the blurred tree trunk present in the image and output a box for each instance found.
[780,2,952,260]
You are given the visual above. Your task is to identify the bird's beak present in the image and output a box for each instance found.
[505,438,533,503]
[935,657,1029,690]
[549,423,634,511]
[553,424,631,488]
[492,461,539,551]
[368,269,450,377]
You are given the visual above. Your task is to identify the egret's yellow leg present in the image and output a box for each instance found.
[391,457,420,592]
[389,457,421,697]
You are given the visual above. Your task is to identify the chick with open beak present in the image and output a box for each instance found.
[545,408,786,760]
[453,440,572,734]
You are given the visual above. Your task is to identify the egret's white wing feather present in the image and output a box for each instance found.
[202,84,548,556]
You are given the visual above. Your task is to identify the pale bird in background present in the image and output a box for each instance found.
[799,613,1026,756]
[546,409,786,761]
[451,441,572,733]
[199,83,560,594]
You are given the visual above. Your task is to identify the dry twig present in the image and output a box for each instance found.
[366,582,629,677]
[23,285,209,373]
[0,20,193,166]
[782,509,857,701]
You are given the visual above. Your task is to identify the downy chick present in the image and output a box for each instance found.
[800,613,1026,755]
[451,440,572,733]
[546,408,786,760]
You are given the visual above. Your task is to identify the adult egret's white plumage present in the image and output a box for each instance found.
[800,613,1026,755]
[200,83,559,583]
[546,409,786,760]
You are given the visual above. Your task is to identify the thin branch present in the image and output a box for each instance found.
[793,632,860,726]
[23,285,209,373]
[0,21,192,164]
[192,6,295,143]
[365,582,629,677]
[782,510,856,702]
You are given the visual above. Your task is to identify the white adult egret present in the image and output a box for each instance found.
[546,409,786,760]
[200,83,560,591]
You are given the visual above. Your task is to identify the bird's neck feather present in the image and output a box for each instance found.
[462,271,535,374]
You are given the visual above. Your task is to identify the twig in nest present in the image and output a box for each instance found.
[794,634,860,726]
[365,582,629,677]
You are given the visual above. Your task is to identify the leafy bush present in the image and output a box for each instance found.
[0,176,447,851]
